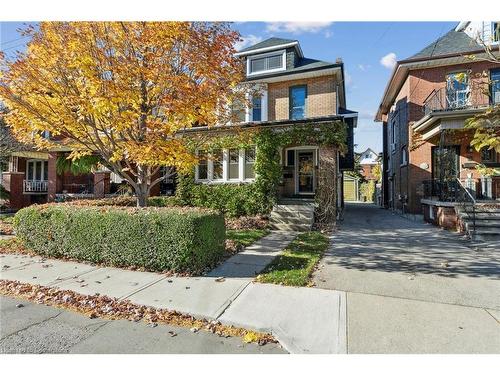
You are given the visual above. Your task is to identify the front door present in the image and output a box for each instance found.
[297,151,315,194]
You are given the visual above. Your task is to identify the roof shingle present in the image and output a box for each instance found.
[407,28,482,61]
[238,37,297,53]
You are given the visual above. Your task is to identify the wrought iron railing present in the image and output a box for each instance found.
[422,179,460,202]
[423,86,490,116]
[62,183,94,194]
[23,180,48,193]
[455,178,476,237]
[422,178,476,236]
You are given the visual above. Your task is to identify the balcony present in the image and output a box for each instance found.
[423,86,490,116]
[23,180,48,193]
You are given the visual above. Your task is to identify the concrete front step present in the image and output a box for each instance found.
[463,220,500,227]
[270,216,314,225]
[458,213,500,220]
[271,210,314,220]
[269,223,312,232]
[273,204,315,213]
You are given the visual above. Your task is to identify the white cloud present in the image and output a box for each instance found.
[380,52,397,69]
[265,22,333,35]
[357,64,371,71]
[234,34,263,51]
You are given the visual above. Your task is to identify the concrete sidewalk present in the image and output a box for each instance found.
[0,296,285,354]
[0,231,347,354]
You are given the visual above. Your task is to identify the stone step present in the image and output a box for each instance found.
[270,210,314,220]
[273,204,315,213]
[269,223,312,232]
[269,216,314,225]
[458,213,500,220]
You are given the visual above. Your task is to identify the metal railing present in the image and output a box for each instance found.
[455,177,476,237]
[422,178,476,236]
[423,87,490,116]
[23,180,48,193]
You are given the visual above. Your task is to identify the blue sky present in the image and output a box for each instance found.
[1,21,457,153]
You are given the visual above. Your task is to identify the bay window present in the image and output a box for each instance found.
[245,148,256,179]
[195,146,256,182]
[228,149,240,180]
[212,150,223,180]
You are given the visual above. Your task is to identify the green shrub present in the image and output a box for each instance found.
[14,204,225,273]
[176,179,264,217]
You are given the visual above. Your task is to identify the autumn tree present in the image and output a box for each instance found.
[464,25,500,165]
[0,22,247,206]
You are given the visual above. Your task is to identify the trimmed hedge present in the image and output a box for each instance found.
[176,175,267,217]
[14,204,225,273]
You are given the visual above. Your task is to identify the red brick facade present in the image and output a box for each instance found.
[382,60,500,214]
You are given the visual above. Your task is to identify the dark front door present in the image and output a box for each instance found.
[297,151,315,194]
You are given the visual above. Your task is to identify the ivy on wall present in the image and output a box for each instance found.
[177,121,347,217]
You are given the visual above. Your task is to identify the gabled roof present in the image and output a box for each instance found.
[245,57,339,81]
[235,37,304,58]
[375,25,487,121]
[238,37,297,53]
[406,28,481,61]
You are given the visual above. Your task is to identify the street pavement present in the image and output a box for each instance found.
[0,296,285,354]
[313,202,500,353]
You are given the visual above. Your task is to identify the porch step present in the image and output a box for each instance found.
[268,223,312,232]
[456,204,500,243]
[269,200,315,232]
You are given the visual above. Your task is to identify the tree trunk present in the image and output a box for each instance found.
[135,164,149,207]
[136,188,148,207]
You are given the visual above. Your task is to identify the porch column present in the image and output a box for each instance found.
[316,145,338,223]
[47,152,58,202]
[93,171,110,198]
[1,171,29,210]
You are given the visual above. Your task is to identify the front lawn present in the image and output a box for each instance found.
[226,229,270,247]
[256,231,330,287]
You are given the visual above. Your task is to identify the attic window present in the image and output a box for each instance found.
[247,50,286,75]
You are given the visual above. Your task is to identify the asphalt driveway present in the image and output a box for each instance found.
[313,202,500,353]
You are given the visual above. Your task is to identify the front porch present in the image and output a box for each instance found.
[1,152,111,210]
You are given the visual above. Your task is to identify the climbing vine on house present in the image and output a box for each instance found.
[176,121,347,219]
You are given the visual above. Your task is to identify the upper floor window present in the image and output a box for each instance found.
[446,72,469,109]
[492,22,500,42]
[400,146,408,166]
[252,96,262,122]
[491,69,500,105]
[290,85,307,120]
[247,51,285,75]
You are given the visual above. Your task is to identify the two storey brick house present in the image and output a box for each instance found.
[376,22,500,239]
[186,37,357,225]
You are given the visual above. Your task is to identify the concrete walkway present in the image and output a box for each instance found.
[313,202,500,353]
[0,230,348,354]
[0,296,285,354]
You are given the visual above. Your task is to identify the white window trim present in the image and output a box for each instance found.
[195,147,256,183]
[26,159,48,181]
[245,86,268,123]
[246,50,286,77]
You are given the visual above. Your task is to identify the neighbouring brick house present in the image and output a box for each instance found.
[376,22,500,236]
[2,37,357,222]
[357,148,379,181]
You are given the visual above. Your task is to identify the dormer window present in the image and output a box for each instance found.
[247,50,286,76]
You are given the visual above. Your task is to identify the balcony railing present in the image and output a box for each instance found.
[423,86,490,116]
[23,180,48,193]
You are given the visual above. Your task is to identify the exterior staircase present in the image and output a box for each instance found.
[269,199,315,232]
[455,203,500,243]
